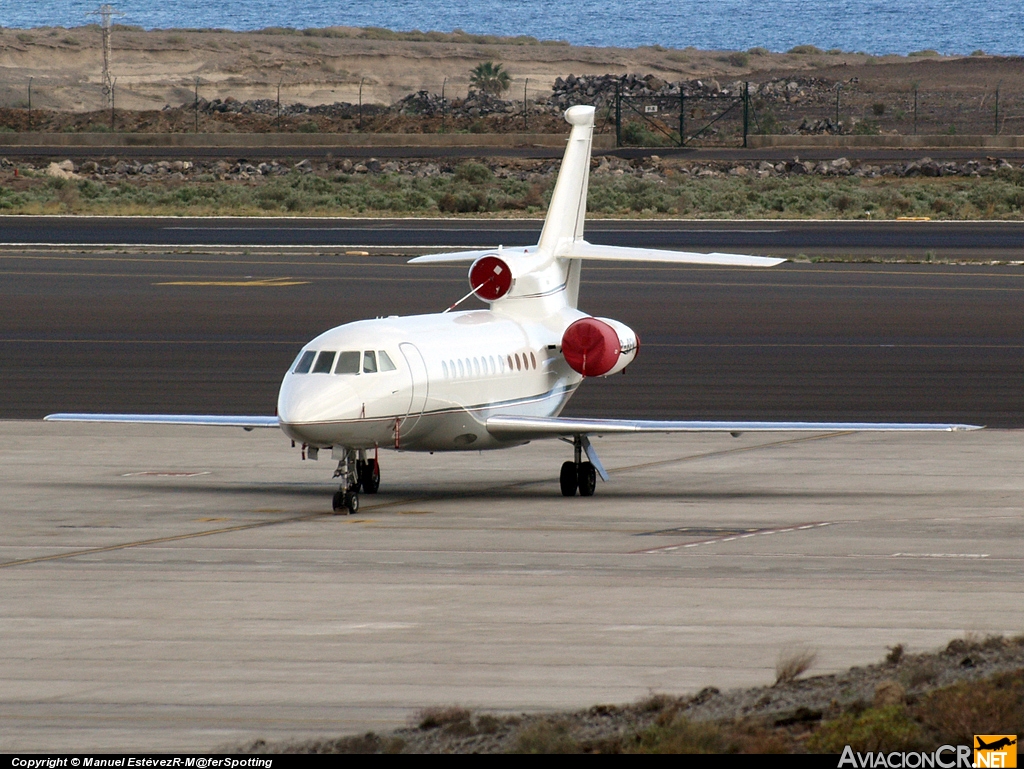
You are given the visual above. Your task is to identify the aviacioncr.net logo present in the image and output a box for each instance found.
[974,735,1017,768]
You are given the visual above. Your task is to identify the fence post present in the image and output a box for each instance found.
[742,82,749,148]
[994,81,1001,135]
[358,78,364,131]
[110,78,116,131]
[913,88,918,135]
[523,77,528,131]
[441,77,447,133]
[835,84,841,127]
[679,88,685,146]
[194,77,200,134]
[615,80,622,147]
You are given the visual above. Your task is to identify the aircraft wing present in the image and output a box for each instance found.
[559,242,786,267]
[485,416,982,440]
[44,414,280,428]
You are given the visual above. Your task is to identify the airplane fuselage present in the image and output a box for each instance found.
[277,306,587,452]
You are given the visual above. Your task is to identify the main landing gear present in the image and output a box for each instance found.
[332,447,380,514]
[560,436,598,497]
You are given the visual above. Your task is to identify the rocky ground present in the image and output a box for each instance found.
[231,634,1024,753]
[6,152,1020,186]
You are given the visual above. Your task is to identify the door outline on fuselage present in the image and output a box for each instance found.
[398,342,429,436]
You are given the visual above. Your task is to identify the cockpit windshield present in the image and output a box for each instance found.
[292,348,398,375]
[335,351,361,374]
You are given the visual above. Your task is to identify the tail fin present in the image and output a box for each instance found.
[537,105,594,256]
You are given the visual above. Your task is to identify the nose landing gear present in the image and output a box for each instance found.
[560,435,600,497]
[331,447,382,514]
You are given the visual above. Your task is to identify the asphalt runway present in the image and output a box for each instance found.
[3,228,1023,750]
[4,216,1024,255]
[3,422,1022,750]
[2,247,1023,425]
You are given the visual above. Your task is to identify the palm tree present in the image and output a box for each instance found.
[469,61,511,95]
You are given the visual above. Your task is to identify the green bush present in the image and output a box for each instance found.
[728,51,750,67]
[808,705,924,753]
[632,714,733,754]
[788,45,823,55]
[454,162,492,183]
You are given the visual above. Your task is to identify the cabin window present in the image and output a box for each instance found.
[473,357,481,376]
[379,350,397,371]
[293,350,316,374]
[458,359,465,377]
[488,355,495,374]
[363,350,377,374]
[335,351,360,374]
[312,350,336,374]
[530,352,537,369]
[515,353,521,371]
[506,355,513,371]
[442,361,449,378]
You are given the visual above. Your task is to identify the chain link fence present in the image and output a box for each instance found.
[1,72,1020,146]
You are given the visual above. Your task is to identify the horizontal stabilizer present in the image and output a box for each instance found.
[409,248,534,264]
[486,416,982,440]
[44,413,280,428]
[560,242,786,268]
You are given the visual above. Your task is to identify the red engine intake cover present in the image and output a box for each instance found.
[468,255,513,301]
[562,317,621,377]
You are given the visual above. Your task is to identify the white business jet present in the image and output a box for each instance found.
[46,106,980,514]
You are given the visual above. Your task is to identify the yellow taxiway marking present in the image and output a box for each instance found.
[153,277,309,287]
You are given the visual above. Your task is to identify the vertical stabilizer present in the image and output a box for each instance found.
[537,106,594,256]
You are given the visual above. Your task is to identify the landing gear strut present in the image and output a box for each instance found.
[560,436,597,497]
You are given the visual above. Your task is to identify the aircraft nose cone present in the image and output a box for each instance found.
[277,373,361,426]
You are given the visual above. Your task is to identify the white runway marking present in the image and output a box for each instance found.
[633,521,834,554]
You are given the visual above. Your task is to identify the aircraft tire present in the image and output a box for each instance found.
[559,461,578,496]
[361,462,380,494]
[578,462,597,497]
[332,490,347,514]
[346,492,360,515]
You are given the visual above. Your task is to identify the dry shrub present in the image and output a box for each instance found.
[901,658,939,689]
[635,692,678,713]
[915,669,1024,744]
[774,647,817,686]
[513,719,580,754]
[885,644,905,665]
[417,705,472,730]
[874,680,907,708]
[475,714,502,734]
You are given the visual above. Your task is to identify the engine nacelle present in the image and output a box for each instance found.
[468,254,514,301]
[561,317,639,377]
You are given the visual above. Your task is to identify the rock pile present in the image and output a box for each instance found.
[165,73,867,134]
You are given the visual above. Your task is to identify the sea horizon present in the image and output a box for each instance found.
[2,1,1022,57]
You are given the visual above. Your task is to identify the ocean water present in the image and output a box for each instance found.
[2,1,1022,56]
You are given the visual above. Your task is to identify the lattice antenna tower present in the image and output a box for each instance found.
[88,4,124,105]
